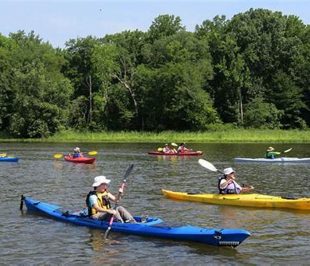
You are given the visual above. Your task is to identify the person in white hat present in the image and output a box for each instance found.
[72,147,82,158]
[218,167,254,194]
[85,175,136,223]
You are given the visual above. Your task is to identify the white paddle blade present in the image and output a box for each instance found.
[171,142,178,147]
[284,148,292,153]
[198,159,218,172]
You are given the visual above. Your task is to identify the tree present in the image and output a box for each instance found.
[269,72,306,128]
[63,36,101,128]
[0,31,72,137]
[136,31,219,130]
[147,14,185,43]
[92,30,146,130]
[196,9,309,128]
[196,19,250,124]
[243,97,282,129]
[227,9,308,128]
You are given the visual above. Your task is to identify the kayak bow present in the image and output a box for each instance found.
[21,196,250,247]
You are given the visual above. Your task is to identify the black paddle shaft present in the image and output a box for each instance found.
[117,164,134,201]
[20,195,25,211]
[122,164,134,184]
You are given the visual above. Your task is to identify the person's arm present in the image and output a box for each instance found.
[266,151,281,158]
[108,190,124,202]
[220,178,231,189]
[90,195,116,215]
[93,202,116,215]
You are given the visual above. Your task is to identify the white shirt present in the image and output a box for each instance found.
[220,179,242,193]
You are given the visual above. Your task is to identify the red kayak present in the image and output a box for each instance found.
[64,155,96,164]
[148,151,203,156]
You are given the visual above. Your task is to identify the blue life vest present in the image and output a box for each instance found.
[73,152,81,158]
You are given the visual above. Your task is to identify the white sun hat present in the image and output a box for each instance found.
[92,175,111,187]
[223,167,235,175]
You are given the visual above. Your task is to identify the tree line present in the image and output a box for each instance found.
[0,8,309,138]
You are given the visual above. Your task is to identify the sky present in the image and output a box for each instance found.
[0,0,309,48]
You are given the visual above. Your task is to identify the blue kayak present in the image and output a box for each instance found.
[21,196,251,247]
[0,156,19,162]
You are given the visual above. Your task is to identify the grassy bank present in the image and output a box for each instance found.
[1,129,310,143]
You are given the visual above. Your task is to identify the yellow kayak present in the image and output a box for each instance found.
[162,189,310,211]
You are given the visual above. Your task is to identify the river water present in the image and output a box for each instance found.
[1,142,309,265]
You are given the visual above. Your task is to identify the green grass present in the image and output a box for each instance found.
[1,129,310,143]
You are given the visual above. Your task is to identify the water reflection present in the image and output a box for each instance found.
[151,155,194,162]
[88,229,106,252]
[52,160,64,170]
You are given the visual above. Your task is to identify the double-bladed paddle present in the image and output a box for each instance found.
[104,164,134,240]
[283,148,292,153]
[198,159,224,174]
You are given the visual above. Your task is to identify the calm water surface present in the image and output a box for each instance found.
[1,143,309,265]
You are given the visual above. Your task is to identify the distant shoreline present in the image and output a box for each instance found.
[0,129,309,143]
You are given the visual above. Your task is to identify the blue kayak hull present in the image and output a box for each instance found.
[22,197,250,247]
[0,157,19,162]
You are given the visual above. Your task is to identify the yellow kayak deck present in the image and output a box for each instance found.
[162,189,310,211]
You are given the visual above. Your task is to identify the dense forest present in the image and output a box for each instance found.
[0,8,309,138]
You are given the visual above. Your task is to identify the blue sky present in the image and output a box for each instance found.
[0,0,309,48]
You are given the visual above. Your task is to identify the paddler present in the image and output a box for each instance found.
[177,143,190,153]
[86,175,136,223]
[218,167,254,194]
[162,143,176,153]
[265,146,281,159]
[72,147,82,158]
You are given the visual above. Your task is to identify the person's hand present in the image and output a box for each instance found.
[118,187,123,194]
[109,209,117,215]
[228,176,234,181]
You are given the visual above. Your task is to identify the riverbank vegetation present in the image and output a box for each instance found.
[1,129,309,143]
[0,8,309,139]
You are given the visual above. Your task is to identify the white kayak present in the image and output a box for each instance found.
[234,157,310,163]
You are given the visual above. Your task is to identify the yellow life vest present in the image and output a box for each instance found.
[86,191,111,216]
